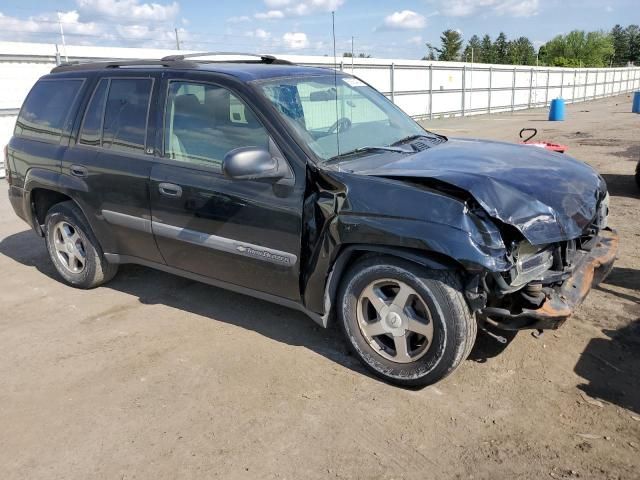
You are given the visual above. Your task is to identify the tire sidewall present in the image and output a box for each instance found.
[45,206,99,288]
[339,261,463,386]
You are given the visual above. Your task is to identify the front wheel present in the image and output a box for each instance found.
[338,256,476,387]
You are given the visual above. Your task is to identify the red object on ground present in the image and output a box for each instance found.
[518,128,568,153]
[520,141,568,153]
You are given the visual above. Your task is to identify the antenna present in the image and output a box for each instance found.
[56,12,68,62]
[174,28,181,50]
[332,11,340,156]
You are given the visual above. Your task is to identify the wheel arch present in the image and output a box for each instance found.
[24,168,90,236]
[314,244,465,328]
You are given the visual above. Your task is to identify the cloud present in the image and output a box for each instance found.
[379,10,426,30]
[227,15,250,23]
[254,10,285,19]
[255,0,344,19]
[0,10,101,40]
[264,0,292,7]
[246,28,271,40]
[440,0,539,17]
[0,3,182,48]
[282,32,309,49]
[76,0,179,23]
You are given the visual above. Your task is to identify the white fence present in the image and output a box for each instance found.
[1,40,640,176]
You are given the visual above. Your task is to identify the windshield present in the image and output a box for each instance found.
[257,75,437,162]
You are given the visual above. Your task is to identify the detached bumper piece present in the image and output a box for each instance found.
[481,229,618,331]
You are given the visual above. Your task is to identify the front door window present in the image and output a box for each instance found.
[164,81,270,170]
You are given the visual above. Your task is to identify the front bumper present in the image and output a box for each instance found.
[481,228,618,331]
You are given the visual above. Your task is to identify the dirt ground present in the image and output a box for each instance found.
[1,94,639,480]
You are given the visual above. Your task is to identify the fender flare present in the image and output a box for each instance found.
[315,244,462,328]
[23,168,90,235]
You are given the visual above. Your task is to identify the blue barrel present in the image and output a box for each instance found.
[548,98,565,121]
[633,92,640,113]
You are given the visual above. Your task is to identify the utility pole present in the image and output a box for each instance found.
[470,47,474,113]
[351,36,354,73]
[57,12,68,62]
[174,28,181,50]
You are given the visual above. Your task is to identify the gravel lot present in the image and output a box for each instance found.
[1,94,638,479]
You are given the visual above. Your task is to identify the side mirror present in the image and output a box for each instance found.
[222,147,280,180]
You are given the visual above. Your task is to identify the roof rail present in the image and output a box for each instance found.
[50,58,195,73]
[49,52,294,74]
[160,51,293,65]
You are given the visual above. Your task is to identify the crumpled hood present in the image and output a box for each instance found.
[341,138,606,245]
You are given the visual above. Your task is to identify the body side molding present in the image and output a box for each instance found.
[152,220,298,266]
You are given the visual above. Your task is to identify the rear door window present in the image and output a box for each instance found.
[79,78,152,153]
[79,79,108,147]
[15,79,84,143]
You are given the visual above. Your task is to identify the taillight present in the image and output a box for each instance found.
[3,145,10,184]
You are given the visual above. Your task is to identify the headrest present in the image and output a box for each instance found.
[174,94,202,113]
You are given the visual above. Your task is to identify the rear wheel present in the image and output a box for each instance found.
[44,201,117,288]
[338,256,476,387]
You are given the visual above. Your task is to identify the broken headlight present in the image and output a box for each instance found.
[508,241,554,288]
[595,192,610,229]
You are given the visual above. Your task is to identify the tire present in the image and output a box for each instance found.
[44,201,118,289]
[338,256,477,387]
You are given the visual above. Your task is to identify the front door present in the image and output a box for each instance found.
[149,79,305,301]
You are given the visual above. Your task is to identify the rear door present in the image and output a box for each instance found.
[62,73,164,263]
[148,77,305,301]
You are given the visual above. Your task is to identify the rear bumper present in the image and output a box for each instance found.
[8,185,32,226]
[481,228,618,331]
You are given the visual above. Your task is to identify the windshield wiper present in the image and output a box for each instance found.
[326,145,412,163]
[391,133,444,146]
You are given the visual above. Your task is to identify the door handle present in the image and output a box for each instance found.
[70,165,88,177]
[158,182,183,198]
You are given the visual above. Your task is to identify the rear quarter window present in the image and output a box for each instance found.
[15,79,84,143]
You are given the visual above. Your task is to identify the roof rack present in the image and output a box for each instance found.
[50,51,294,73]
[160,51,293,65]
[50,58,194,73]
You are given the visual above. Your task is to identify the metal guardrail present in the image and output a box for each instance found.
[300,60,640,118]
[320,62,640,119]
[1,53,639,122]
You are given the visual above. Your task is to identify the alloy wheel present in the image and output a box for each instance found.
[356,278,434,363]
[52,221,87,274]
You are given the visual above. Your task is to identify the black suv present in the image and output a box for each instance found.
[6,53,617,386]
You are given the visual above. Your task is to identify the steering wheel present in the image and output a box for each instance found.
[327,117,352,134]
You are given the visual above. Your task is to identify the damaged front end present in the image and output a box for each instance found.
[474,200,618,332]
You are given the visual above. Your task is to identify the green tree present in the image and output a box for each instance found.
[480,34,495,63]
[422,44,437,60]
[463,34,482,62]
[611,24,629,65]
[507,37,536,65]
[627,25,640,63]
[494,32,509,64]
[343,52,371,58]
[539,30,614,67]
[428,29,463,61]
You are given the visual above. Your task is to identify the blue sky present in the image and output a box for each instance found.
[0,0,635,58]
